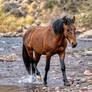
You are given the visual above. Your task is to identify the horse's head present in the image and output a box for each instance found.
[63,16,77,48]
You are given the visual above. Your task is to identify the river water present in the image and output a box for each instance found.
[0,37,92,92]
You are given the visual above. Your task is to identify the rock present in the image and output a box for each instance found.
[17,27,23,33]
[16,33,23,37]
[11,7,26,17]
[42,87,47,90]
[76,77,81,81]
[89,76,92,80]
[23,24,31,29]
[76,84,80,87]
[22,0,33,3]
[0,31,23,37]
[88,90,92,92]
[80,78,87,83]
[80,86,88,90]
[80,83,88,90]
[4,2,20,12]
[10,32,17,37]
[52,70,56,74]
[87,80,92,85]
[84,69,92,76]
[88,85,92,90]
[53,76,61,80]
[4,32,12,37]
[0,33,4,37]
[55,87,60,92]
[84,51,92,56]
[80,83,88,87]
[4,1,26,17]
[78,30,92,38]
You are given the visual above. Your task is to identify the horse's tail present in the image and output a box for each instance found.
[22,44,31,74]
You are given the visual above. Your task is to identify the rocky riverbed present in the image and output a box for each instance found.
[0,37,92,92]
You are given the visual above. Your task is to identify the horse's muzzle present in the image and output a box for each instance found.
[72,42,77,48]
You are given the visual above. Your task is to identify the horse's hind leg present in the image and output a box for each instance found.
[22,44,31,74]
[22,44,35,74]
[33,52,41,76]
[26,49,36,75]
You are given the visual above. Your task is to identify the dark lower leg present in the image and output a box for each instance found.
[61,60,70,86]
[24,61,31,74]
[44,61,50,85]
[33,63,41,76]
[33,53,41,76]
[32,63,35,74]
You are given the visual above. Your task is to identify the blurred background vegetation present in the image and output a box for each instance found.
[0,0,92,33]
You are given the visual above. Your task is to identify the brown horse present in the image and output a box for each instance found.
[22,16,77,86]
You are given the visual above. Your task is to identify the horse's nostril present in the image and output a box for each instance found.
[72,43,77,48]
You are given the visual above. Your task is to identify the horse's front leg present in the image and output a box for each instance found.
[59,52,70,86]
[43,54,51,85]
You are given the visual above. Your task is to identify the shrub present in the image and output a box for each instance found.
[46,0,60,8]
[25,15,35,25]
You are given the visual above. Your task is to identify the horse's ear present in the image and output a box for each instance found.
[63,16,67,24]
[72,16,75,23]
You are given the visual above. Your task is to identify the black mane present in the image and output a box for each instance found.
[52,16,73,34]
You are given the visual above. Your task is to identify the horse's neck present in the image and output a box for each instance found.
[55,33,65,42]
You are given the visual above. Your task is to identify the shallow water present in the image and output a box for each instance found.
[0,37,92,91]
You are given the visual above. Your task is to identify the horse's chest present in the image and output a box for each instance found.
[54,41,66,53]
[55,45,64,53]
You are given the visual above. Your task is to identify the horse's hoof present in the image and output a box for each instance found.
[43,81,47,85]
[37,76,42,82]
[64,82,70,86]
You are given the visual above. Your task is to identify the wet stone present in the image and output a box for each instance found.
[87,80,92,85]
[76,77,81,81]
[88,90,92,92]
[84,69,92,76]
[80,83,88,87]
[80,78,87,83]
[73,81,79,86]
[80,86,88,90]
[42,87,47,90]
[76,84,80,87]
[88,85,92,90]
[55,87,60,92]
[89,76,92,80]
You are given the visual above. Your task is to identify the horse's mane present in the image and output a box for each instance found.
[52,16,73,34]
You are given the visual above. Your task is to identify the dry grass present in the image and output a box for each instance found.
[0,0,92,33]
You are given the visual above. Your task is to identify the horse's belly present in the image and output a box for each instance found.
[31,36,44,54]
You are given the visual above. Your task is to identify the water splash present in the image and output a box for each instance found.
[18,74,43,84]
[18,63,43,84]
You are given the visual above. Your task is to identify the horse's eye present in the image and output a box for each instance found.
[67,29,69,32]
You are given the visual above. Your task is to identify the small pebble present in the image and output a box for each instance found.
[84,69,92,76]
[88,85,92,90]
[87,80,92,85]
[80,86,88,90]
[80,78,87,83]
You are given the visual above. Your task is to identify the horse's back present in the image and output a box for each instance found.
[23,25,53,54]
